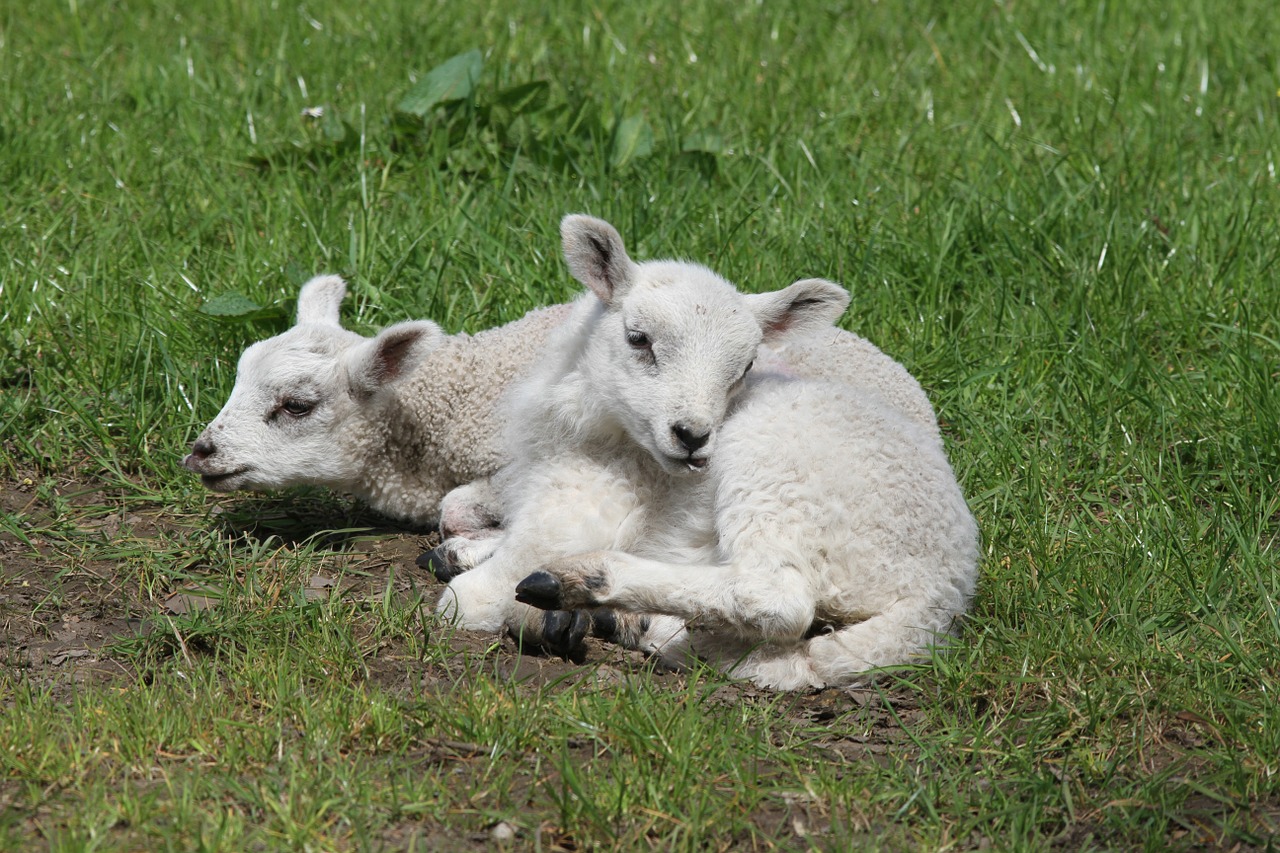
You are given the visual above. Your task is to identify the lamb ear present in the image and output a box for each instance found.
[560,215,636,305]
[348,320,444,396]
[748,278,850,343]
[296,275,347,327]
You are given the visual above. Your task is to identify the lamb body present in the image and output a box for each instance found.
[439,216,979,689]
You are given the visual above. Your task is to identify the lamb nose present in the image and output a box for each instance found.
[672,424,710,452]
[190,438,216,459]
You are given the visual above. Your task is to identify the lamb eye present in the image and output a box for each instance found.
[744,359,754,376]
[626,329,652,350]
[281,399,314,417]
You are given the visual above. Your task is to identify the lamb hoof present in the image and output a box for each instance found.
[415,546,459,584]
[587,607,618,640]
[515,571,563,610]
[540,609,591,660]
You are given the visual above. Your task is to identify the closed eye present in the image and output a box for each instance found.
[280,398,315,418]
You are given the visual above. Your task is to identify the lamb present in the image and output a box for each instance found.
[436,215,979,690]
[182,274,569,527]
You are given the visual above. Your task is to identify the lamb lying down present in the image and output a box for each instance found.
[437,215,979,690]
[182,274,568,528]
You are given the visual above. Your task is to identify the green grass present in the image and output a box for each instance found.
[2,0,1278,849]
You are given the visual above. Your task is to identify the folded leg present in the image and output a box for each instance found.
[435,460,666,657]
[517,550,816,644]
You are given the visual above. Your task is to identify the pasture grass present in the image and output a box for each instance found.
[2,0,1278,848]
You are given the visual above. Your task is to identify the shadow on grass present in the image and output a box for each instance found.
[209,487,438,551]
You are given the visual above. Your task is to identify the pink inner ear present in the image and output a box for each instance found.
[577,234,621,302]
[586,236,614,287]
[763,312,794,336]
[763,303,804,336]
[376,330,421,381]
[763,295,836,338]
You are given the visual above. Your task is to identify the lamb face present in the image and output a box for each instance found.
[183,274,444,497]
[561,215,852,475]
[183,325,366,491]
[582,263,760,474]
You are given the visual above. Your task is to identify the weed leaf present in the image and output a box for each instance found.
[610,114,653,168]
[494,80,551,114]
[682,128,725,155]
[321,110,351,143]
[197,292,284,322]
[397,49,484,116]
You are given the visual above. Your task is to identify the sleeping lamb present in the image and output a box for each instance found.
[182,274,568,527]
[437,215,979,690]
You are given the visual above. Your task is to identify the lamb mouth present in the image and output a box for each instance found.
[200,469,250,490]
[665,454,709,473]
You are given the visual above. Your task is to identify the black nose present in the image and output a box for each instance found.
[671,424,710,452]
[190,438,216,460]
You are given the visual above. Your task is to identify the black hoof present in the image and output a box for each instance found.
[587,607,618,640]
[415,546,460,584]
[515,571,563,610]
[540,609,591,660]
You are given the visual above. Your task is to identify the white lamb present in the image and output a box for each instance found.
[182,274,568,528]
[437,215,979,690]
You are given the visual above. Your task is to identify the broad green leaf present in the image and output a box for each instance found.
[197,292,262,317]
[494,80,551,114]
[321,109,349,142]
[197,292,285,322]
[682,127,725,155]
[396,49,483,116]
[610,114,653,169]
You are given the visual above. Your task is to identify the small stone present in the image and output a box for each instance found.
[489,821,517,844]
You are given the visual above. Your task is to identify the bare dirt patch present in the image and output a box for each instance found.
[2,472,151,701]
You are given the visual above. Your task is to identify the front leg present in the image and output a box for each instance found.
[436,459,654,656]
[518,550,817,643]
[416,534,502,584]
[515,553,614,611]
[420,479,508,582]
[429,531,502,581]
